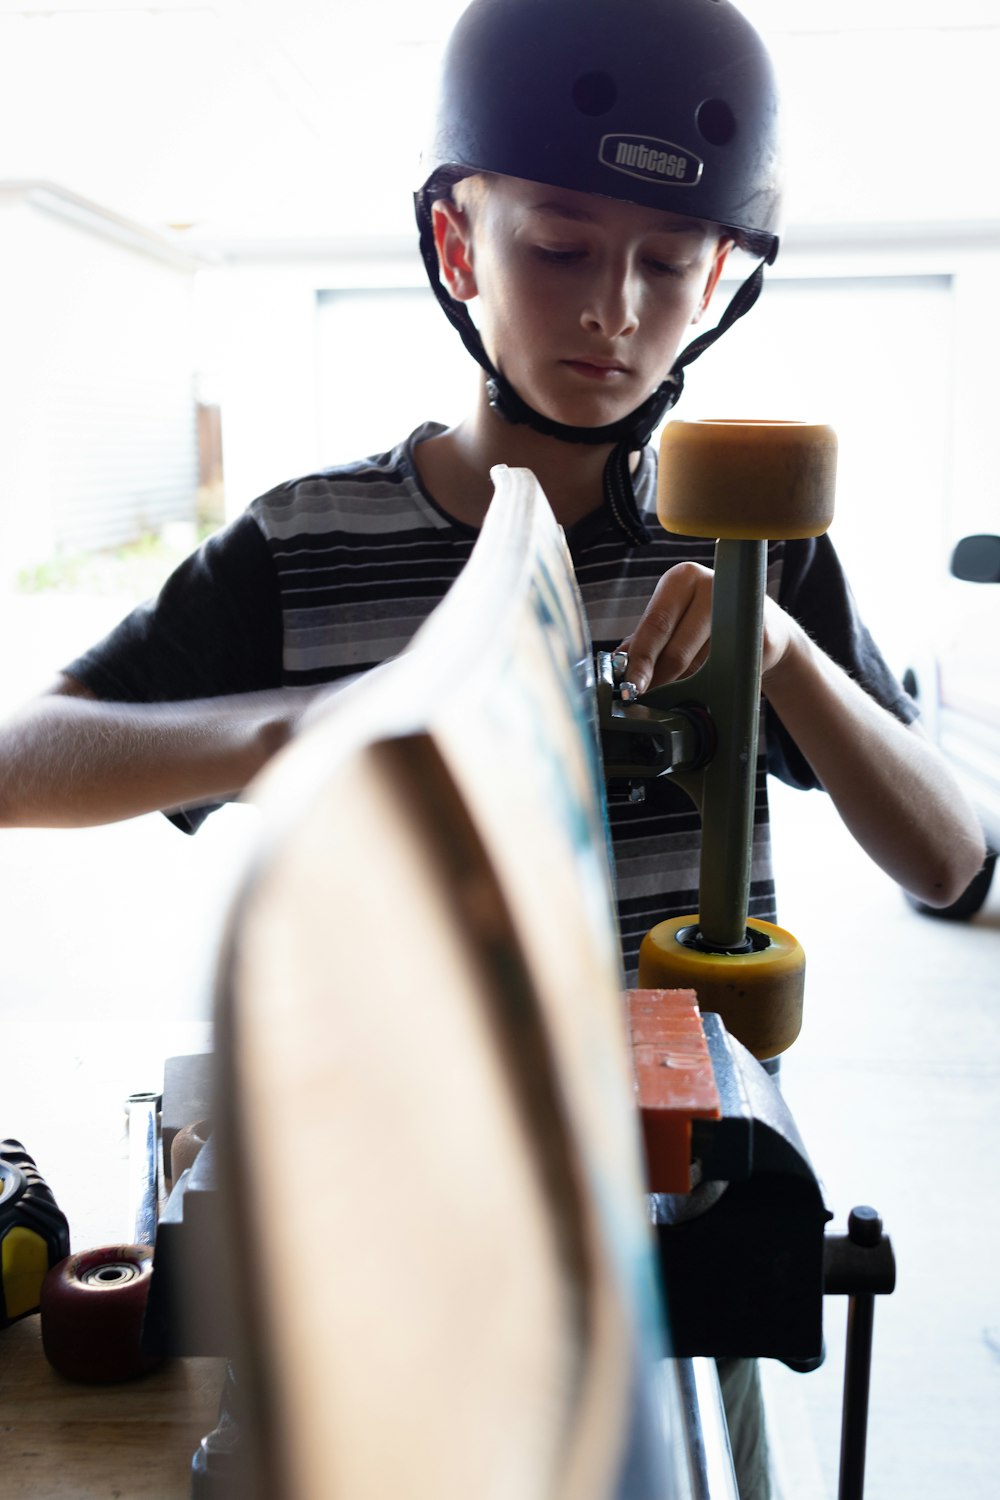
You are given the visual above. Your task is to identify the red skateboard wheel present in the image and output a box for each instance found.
[40,1244,161,1383]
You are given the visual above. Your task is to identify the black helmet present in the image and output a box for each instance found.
[414,0,783,544]
[419,0,781,260]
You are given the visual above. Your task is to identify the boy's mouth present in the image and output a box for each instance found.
[562,358,629,380]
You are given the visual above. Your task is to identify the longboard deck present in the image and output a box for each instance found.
[213,466,692,1499]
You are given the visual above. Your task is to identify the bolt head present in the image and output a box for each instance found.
[848,1205,883,1247]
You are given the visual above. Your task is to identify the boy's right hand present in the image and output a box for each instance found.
[0,681,334,829]
[615,561,796,697]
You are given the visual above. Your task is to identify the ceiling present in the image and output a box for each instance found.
[2,0,997,252]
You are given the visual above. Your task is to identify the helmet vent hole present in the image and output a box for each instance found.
[696,98,736,146]
[572,71,617,117]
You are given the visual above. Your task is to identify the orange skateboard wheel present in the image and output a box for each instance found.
[40,1244,160,1383]
[637,916,805,1060]
[170,1118,211,1185]
[657,419,837,540]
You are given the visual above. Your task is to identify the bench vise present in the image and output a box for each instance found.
[629,982,896,1500]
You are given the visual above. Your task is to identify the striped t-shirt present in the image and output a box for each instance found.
[68,421,916,979]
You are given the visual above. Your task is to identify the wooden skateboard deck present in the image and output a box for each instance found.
[213,466,692,1499]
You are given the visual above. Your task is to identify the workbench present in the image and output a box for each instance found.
[0,1019,224,1500]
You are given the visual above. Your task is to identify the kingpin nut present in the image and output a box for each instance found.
[609,652,640,701]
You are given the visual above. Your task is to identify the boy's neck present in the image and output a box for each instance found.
[415,388,635,531]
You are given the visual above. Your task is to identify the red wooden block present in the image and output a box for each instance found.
[625,988,722,1193]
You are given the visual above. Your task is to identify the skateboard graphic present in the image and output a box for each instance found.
[207,425,895,1500]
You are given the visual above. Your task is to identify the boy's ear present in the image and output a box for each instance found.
[691,238,734,325]
[432,199,478,303]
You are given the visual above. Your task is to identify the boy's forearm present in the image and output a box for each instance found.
[762,625,987,907]
[0,690,309,828]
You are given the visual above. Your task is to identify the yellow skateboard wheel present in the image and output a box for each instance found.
[637,916,805,1060]
[657,419,837,540]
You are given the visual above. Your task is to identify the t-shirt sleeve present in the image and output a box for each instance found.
[64,511,282,703]
[62,511,283,832]
[767,534,919,791]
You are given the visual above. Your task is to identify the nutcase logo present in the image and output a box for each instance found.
[599,134,703,187]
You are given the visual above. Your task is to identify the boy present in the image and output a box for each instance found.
[0,0,982,933]
[0,2,985,1490]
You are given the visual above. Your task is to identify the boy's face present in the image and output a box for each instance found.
[434,174,731,431]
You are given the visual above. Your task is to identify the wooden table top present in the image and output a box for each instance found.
[0,1318,226,1500]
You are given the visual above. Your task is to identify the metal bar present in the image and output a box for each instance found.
[697,539,767,949]
[673,1357,740,1500]
[838,1291,876,1500]
[125,1091,161,1249]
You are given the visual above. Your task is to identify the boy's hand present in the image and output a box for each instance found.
[616,561,795,696]
[0,683,336,829]
[615,557,986,908]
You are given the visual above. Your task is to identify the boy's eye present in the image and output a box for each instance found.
[534,246,585,265]
[644,257,683,278]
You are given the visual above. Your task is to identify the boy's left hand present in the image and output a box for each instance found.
[616,560,987,910]
[617,561,795,696]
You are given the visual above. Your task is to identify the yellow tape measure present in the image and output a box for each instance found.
[1,1141,70,1326]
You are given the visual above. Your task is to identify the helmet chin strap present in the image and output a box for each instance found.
[416,192,767,544]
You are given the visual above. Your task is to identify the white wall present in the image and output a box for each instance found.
[0,185,200,577]
[203,250,436,510]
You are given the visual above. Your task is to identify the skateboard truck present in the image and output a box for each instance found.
[596,524,769,959]
[598,547,808,1061]
[599,420,839,1060]
[600,650,716,804]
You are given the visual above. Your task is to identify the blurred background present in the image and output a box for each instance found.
[1,4,998,1498]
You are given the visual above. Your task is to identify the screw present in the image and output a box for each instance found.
[847,1205,883,1248]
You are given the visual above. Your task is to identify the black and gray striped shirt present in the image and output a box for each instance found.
[68,421,916,979]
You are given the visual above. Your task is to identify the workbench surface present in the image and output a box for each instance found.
[0,1317,225,1500]
[1,1020,223,1500]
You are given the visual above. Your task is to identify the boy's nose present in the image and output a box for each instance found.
[581,271,639,339]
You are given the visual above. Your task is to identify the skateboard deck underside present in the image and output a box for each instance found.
[214,466,689,1499]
